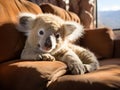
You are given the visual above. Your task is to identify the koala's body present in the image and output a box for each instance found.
[17,13,99,74]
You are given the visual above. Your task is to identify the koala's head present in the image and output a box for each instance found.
[17,13,83,53]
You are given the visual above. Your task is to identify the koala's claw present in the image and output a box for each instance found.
[38,54,43,60]
[68,63,85,75]
[39,54,55,61]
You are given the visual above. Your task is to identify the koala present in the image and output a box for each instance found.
[16,13,99,75]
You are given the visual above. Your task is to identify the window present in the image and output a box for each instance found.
[97,0,120,30]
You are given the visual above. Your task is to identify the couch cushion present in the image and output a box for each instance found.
[48,65,120,90]
[99,58,120,66]
[0,0,42,62]
[0,60,67,90]
[40,3,80,23]
[80,28,115,59]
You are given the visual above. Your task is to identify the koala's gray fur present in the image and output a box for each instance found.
[16,13,99,75]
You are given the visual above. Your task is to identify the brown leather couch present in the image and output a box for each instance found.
[0,0,120,90]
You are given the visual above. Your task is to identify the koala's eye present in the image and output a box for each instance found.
[38,30,44,35]
[55,33,60,39]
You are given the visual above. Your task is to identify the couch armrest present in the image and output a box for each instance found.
[0,60,67,90]
[79,28,115,59]
[48,65,120,90]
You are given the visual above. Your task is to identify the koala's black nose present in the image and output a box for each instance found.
[37,44,41,48]
[44,37,52,48]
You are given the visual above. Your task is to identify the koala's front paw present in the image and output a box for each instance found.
[68,62,86,75]
[41,54,55,61]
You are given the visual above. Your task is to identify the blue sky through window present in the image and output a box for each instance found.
[98,0,120,11]
[97,0,120,29]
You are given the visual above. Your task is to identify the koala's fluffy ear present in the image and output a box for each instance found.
[63,21,84,41]
[16,13,36,33]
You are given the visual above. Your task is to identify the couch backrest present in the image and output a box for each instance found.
[0,0,42,63]
[0,0,115,63]
[28,0,96,29]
